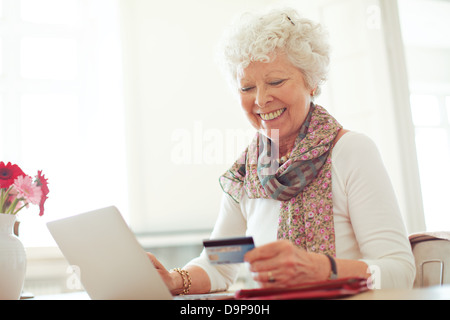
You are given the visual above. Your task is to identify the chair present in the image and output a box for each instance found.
[409,232,450,288]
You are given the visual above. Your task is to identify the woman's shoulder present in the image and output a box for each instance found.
[332,131,382,166]
[334,130,378,152]
[331,131,391,193]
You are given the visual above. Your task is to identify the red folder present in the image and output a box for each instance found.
[234,277,369,300]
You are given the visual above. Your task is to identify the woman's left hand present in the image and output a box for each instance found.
[244,240,330,288]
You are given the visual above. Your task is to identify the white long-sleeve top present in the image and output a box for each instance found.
[187,132,416,290]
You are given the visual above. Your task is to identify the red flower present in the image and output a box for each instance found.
[0,162,26,189]
[35,170,49,216]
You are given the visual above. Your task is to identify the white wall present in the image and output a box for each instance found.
[120,0,276,233]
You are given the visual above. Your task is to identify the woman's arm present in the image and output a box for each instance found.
[336,133,415,288]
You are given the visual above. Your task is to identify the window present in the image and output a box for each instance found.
[398,0,450,231]
[0,0,127,246]
[409,94,450,231]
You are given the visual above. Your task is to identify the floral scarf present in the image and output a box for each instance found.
[219,104,342,256]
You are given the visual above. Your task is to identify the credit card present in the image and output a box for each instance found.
[203,236,255,265]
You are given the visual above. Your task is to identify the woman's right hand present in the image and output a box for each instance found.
[146,252,212,295]
[146,252,181,294]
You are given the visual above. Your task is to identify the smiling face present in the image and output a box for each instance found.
[237,52,314,153]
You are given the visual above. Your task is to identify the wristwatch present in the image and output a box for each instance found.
[325,254,338,280]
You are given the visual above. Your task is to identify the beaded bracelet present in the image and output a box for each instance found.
[172,268,192,295]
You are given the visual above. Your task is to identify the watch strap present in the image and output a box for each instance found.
[325,254,338,280]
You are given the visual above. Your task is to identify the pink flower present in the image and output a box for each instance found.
[14,175,42,205]
[35,170,49,216]
[0,163,49,216]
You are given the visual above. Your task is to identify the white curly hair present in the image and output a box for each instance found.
[217,7,330,97]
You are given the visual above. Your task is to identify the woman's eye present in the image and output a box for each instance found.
[269,79,285,86]
[240,86,254,93]
[239,80,285,92]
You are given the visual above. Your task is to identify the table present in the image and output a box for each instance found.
[30,285,450,300]
[344,285,450,300]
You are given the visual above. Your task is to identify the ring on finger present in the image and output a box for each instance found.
[268,271,276,283]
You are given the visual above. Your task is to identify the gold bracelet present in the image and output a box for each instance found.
[172,268,192,295]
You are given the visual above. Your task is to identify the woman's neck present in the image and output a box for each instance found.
[276,135,297,159]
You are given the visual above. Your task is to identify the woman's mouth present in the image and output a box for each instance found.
[259,108,286,121]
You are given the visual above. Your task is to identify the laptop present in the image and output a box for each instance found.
[47,206,174,300]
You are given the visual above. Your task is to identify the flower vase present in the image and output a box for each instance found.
[0,213,27,300]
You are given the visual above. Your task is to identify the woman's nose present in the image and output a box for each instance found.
[255,86,273,108]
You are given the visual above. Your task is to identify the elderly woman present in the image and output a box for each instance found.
[148,7,415,294]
